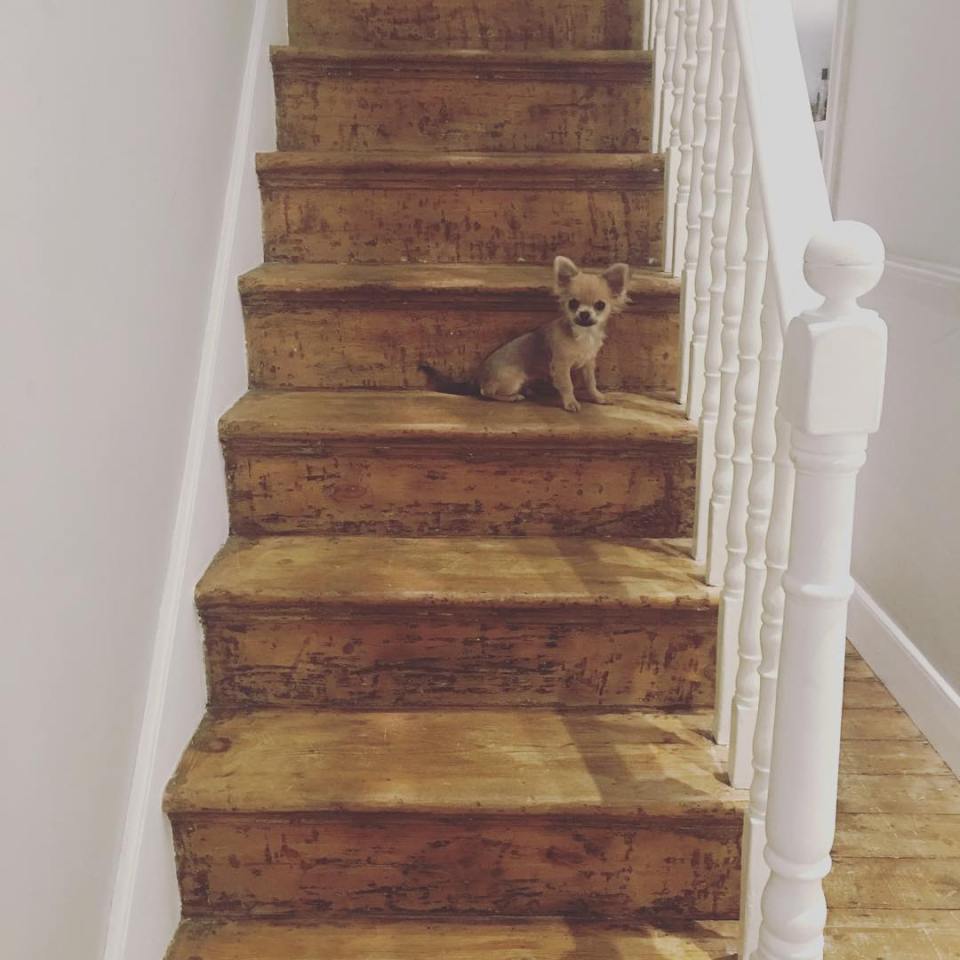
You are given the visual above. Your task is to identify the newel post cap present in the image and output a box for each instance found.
[780,221,888,436]
[804,220,885,303]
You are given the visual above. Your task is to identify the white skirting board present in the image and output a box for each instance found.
[848,581,960,776]
[100,3,288,958]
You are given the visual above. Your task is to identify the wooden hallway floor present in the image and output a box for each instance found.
[168,646,960,959]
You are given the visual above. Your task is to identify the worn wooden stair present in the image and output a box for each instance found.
[161,0,749,956]
[239,262,681,391]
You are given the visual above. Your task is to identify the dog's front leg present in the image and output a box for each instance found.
[551,361,580,412]
[582,360,612,405]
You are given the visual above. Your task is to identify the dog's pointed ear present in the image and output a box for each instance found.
[554,255,580,291]
[603,263,631,301]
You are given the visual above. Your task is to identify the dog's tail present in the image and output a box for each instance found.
[418,362,477,397]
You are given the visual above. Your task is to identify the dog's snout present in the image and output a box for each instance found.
[577,310,593,323]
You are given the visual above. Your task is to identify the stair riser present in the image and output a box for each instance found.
[203,610,716,709]
[173,813,740,920]
[259,180,664,266]
[243,302,679,392]
[223,442,695,538]
[275,67,652,154]
[288,0,646,50]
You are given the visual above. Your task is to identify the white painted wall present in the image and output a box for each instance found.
[791,0,839,104]
[829,1,960,723]
[0,3,283,958]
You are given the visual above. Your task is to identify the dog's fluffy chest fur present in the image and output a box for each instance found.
[547,319,607,366]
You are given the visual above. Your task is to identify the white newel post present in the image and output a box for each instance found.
[754,221,887,960]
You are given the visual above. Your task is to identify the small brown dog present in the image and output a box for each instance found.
[421,256,630,412]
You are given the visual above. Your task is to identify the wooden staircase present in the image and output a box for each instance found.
[164,1,746,956]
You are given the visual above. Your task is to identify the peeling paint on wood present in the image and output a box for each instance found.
[273,49,653,154]
[257,153,665,266]
[204,611,716,710]
[287,0,647,50]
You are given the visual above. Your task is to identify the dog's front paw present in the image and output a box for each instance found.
[563,396,582,413]
[588,391,613,406]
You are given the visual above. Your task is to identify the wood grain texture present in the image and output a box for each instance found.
[220,390,696,538]
[166,915,960,960]
[196,535,716,618]
[273,49,653,154]
[171,811,741,920]
[204,609,716,710]
[166,711,743,920]
[167,918,741,960]
[165,709,743,818]
[240,262,680,392]
[257,152,664,266]
[287,0,647,50]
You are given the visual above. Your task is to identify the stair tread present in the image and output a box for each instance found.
[168,918,739,959]
[221,389,696,447]
[196,535,715,614]
[165,707,743,818]
[240,260,681,301]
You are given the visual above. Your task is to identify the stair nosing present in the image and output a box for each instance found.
[271,44,654,81]
[256,150,665,190]
[195,535,717,618]
[238,262,682,310]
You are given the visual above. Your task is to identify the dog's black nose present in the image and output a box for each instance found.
[577,310,592,323]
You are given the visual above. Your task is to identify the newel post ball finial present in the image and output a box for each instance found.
[804,220,885,306]
[780,221,887,438]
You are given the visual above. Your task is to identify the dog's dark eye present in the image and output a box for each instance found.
[594,300,606,311]
[568,299,579,310]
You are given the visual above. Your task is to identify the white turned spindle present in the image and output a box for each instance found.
[658,0,681,185]
[716,174,766,752]
[676,0,708,405]
[706,50,749,591]
[692,11,737,564]
[671,0,698,291]
[685,0,726,424]
[740,377,795,959]
[755,222,887,960]
[728,259,776,791]
[663,0,686,274]
[651,0,671,152]
[644,0,659,51]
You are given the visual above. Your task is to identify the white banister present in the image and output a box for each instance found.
[685,0,726,425]
[643,0,658,51]
[692,11,736,564]
[715,171,766,749]
[651,0,671,151]
[705,46,748,592]
[754,222,886,960]
[663,0,687,274]
[677,0,710,407]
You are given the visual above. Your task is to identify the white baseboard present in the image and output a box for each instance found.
[848,581,960,776]
[101,4,287,958]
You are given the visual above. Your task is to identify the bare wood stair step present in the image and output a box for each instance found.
[273,47,653,153]
[257,151,665,266]
[165,708,745,920]
[163,913,960,960]
[197,534,717,711]
[220,389,696,538]
[197,534,714,617]
[287,0,651,51]
[239,262,681,392]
